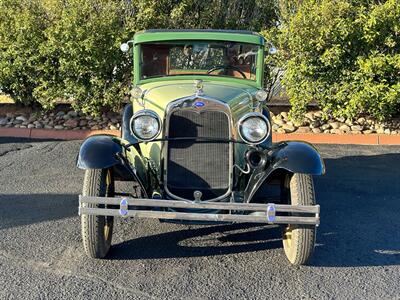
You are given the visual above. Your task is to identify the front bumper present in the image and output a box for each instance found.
[79,196,320,226]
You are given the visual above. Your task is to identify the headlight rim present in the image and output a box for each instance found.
[237,112,271,145]
[130,109,162,142]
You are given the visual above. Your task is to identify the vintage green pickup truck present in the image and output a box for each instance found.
[77,29,325,265]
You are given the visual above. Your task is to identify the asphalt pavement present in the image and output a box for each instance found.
[0,137,399,299]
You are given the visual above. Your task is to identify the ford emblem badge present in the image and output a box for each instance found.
[194,101,205,107]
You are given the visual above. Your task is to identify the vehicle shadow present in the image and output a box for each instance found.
[109,223,283,260]
[110,152,400,267]
[0,193,77,230]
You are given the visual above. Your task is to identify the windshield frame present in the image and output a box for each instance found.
[133,40,265,88]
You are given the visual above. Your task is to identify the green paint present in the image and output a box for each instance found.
[133,30,265,46]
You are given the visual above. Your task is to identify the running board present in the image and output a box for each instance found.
[78,196,320,226]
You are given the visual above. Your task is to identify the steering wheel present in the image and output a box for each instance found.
[207,65,247,79]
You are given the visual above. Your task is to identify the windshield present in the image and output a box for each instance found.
[140,41,259,81]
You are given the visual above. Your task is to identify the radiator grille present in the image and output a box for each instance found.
[166,110,230,200]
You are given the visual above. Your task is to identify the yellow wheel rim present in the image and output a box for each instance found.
[284,225,293,248]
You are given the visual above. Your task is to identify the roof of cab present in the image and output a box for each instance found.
[133,29,265,45]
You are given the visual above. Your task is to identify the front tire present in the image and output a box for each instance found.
[81,169,114,258]
[282,173,316,265]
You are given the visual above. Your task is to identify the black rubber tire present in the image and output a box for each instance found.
[81,169,114,258]
[282,173,316,265]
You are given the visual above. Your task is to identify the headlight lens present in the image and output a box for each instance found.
[238,113,270,144]
[130,110,161,141]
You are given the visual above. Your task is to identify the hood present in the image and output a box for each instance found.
[139,80,258,112]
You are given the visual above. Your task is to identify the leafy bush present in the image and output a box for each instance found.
[269,0,400,121]
[0,0,277,115]
[35,0,132,115]
[0,0,48,105]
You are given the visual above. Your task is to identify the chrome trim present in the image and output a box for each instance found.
[130,109,162,142]
[79,195,321,226]
[237,112,271,145]
[163,95,234,202]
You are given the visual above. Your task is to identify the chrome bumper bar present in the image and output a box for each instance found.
[78,196,320,226]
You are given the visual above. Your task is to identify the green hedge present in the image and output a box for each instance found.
[0,0,277,115]
[1,0,398,120]
[268,0,400,121]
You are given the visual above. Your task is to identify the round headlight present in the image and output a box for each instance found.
[130,110,161,141]
[238,113,270,144]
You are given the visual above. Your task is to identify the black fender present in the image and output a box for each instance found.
[77,135,123,170]
[76,135,148,196]
[269,141,325,175]
[245,141,325,202]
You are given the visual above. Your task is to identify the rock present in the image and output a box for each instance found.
[310,120,321,128]
[109,125,117,130]
[67,110,78,118]
[79,119,88,127]
[337,116,345,123]
[305,112,314,121]
[376,128,385,134]
[16,115,27,122]
[312,128,322,133]
[314,111,323,118]
[35,123,43,129]
[345,119,353,126]
[273,119,286,126]
[321,124,331,130]
[6,113,13,118]
[272,124,280,131]
[110,118,119,123]
[282,124,296,133]
[56,111,65,117]
[44,125,53,129]
[362,129,375,134]
[391,130,398,135]
[357,117,366,125]
[13,119,23,125]
[20,125,27,128]
[331,129,343,134]
[62,114,71,120]
[384,129,391,134]
[64,119,79,128]
[91,125,100,130]
[329,122,340,129]
[351,130,362,134]
[0,118,8,126]
[54,125,64,130]
[339,124,350,131]
[280,112,288,119]
[28,116,37,122]
[351,125,363,131]
[27,124,35,129]
[323,129,330,134]
[296,126,311,133]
